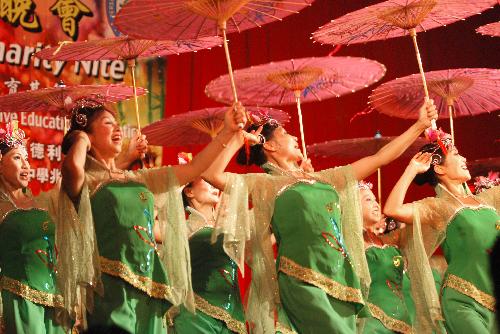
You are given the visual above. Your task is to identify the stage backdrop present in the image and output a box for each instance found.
[0,0,166,194]
[162,0,500,203]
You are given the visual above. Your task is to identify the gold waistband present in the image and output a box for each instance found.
[193,294,246,334]
[0,276,63,308]
[367,302,413,334]
[443,274,495,312]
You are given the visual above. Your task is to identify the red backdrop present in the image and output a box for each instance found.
[163,0,500,203]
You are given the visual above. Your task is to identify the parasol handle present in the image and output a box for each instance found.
[448,102,455,145]
[128,59,142,132]
[377,168,382,207]
[409,28,436,130]
[294,90,308,160]
[220,21,245,129]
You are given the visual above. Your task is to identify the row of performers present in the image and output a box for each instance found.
[0,98,497,334]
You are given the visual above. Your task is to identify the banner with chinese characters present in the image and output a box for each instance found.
[0,0,166,194]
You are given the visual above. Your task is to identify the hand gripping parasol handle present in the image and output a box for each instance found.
[294,90,308,160]
[409,28,436,130]
[220,21,245,129]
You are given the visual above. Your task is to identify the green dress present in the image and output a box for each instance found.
[440,207,499,334]
[273,181,363,334]
[363,246,412,334]
[87,180,172,333]
[0,193,65,334]
[172,208,246,334]
[411,186,499,334]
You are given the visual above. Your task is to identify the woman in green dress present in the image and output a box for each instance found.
[0,121,65,334]
[358,181,413,334]
[59,99,246,333]
[203,101,437,334]
[171,176,246,334]
[384,131,499,334]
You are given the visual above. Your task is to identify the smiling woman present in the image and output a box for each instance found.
[0,121,65,334]
[56,99,246,333]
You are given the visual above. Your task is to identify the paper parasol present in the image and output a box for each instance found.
[312,0,497,129]
[115,0,314,111]
[35,36,221,131]
[0,83,147,116]
[369,68,500,143]
[143,106,290,146]
[307,134,428,204]
[476,21,500,37]
[205,56,386,158]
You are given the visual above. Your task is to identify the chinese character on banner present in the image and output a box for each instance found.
[50,0,93,40]
[36,168,49,184]
[0,0,41,31]
[28,168,36,181]
[47,144,62,162]
[4,77,21,94]
[49,169,61,184]
[29,80,41,91]
[30,142,45,160]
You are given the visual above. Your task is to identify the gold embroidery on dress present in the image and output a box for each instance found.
[367,302,413,334]
[99,256,173,301]
[194,294,246,334]
[443,274,495,312]
[279,256,364,305]
[0,276,63,308]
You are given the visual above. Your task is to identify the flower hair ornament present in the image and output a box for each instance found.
[178,152,193,165]
[424,128,453,165]
[0,121,28,158]
[357,180,373,191]
[249,112,280,128]
[474,171,500,195]
[70,97,105,128]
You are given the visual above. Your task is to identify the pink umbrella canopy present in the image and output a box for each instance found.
[34,36,222,61]
[0,83,147,116]
[307,136,428,159]
[476,21,500,37]
[143,106,290,146]
[369,68,500,143]
[114,0,314,41]
[205,56,386,105]
[312,0,496,45]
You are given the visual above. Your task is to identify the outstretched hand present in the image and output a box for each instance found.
[224,102,247,133]
[128,132,148,160]
[408,152,432,174]
[417,99,438,129]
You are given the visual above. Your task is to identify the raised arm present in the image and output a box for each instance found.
[383,152,432,224]
[61,131,91,200]
[350,100,437,181]
[173,104,247,186]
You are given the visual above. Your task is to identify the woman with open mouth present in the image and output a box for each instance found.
[384,131,499,334]
[0,121,66,334]
[203,100,437,334]
[58,98,246,334]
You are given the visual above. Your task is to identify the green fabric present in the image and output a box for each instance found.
[363,246,411,332]
[1,290,65,334]
[442,207,498,296]
[362,316,393,334]
[278,273,356,334]
[441,287,497,334]
[0,209,57,293]
[174,226,244,333]
[0,209,64,333]
[402,273,415,325]
[89,182,172,333]
[89,274,169,334]
[173,305,234,334]
[91,181,170,286]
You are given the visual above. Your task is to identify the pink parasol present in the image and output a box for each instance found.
[0,83,147,116]
[476,21,500,37]
[312,0,497,129]
[307,134,428,204]
[205,56,386,158]
[35,36,221,131]
[143,106,290,146]
[114,0,314,111]
[368,68,500,143]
